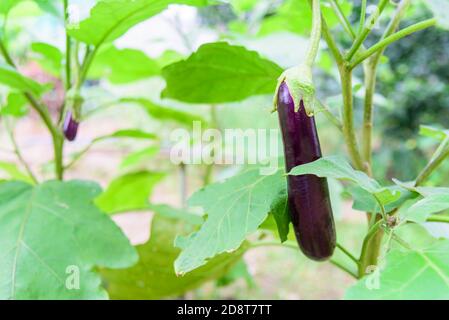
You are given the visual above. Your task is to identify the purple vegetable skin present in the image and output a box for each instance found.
[63,111,79,141]
[277,81,336,261]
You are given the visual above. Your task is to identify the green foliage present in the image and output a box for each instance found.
[95,171,165,214]
[161,42,283,103]
[30,42,63,77]
[120,146,160,169]
[88,45,160,84]
[174,167,286,275]
[346,226,449,299]
[122,98,207,126]
[101,213,245,299]
[0,92,28,117]
[0,161,34,183]
[289,156,400,206]
[68,0,211,46]
[258,0,352,36]
[0,180,137,299]
[0,64,47,96]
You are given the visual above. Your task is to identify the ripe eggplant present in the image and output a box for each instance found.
[63,111,79,141]
[277,81,336,261]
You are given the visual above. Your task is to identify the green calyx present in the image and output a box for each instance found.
[65,88,84,121]
[272,64,316,116]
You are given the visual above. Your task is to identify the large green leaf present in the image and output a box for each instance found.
[345,233,449,299]
[349,185,417,214]
[0,64,46,96]
[289,156,400,206]
[0,180,137,299]
[101,214,245,299]
[161,42,283,103]
[174,167,286,275]
[95,171,166,214]
[404,194,449,223]
[88,45,160,83]
[258,0,352,36]
[0,161,34,184]
[122,97,206,126]
[120,146,160,169]
[0,92,28,117]
[68,0,211,46]
[30,42,63,77]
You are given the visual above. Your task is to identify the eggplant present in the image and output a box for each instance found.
[277,81,336,261]
[63,111,79,141]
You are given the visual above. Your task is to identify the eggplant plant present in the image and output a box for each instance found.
[0,0,449,300]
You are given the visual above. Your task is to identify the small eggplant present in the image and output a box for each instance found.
[277,81,336,261]
[63,111,79,142]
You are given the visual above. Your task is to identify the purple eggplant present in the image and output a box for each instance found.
[277,81,336,261]
[63,111,79,141]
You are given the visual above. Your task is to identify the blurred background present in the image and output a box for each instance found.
[0,0,447,299]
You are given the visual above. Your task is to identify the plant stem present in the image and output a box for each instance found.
[315,99,343,132]
[63,0,71,91]
[321,14,344,66]
[305,0,322,67]
[350,18,436,68]
[4,119,38,184]
[358,0,367,36]
[415,138,449,186]
[340,67,364,171]
[361,61,376,165]
[249,241,358,278]
[0,38,64,180]
[329,0,356,39]
[358,219,384,278]
[361,0,413,166]
[346,0,389,61]
[336,242,358,264]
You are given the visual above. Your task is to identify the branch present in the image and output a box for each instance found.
[415,137,449,186]
[350,18,436,68]
[346,0,389,61]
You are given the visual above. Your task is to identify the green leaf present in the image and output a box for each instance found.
[229,0,259,12]
[68,0,211,46]
[0,92,28,117]
[101,215,245,299]
[0,64,46,96]
[289,156,400,205]
[216,259,255,288]
[0,180,137,299]
[405,193,449,223]
[95,129,158,141]
[269,188,289,242]
[423,0,449,30]
[120,146,160,169]
[122,97,206,126]
[88,45,160,84]
[95,171,165,214]
[0,161,34,184]
[148,203,204,225]
[161,42,283,103]
[349,185,417,214]
[0,0,20,15]
[30,42,63,76]
[345,237,449,299]
[174,167,286,275]
[419,125,449,141]
[258,0,352,36]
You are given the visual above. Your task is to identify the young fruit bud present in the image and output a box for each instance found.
[63,111,79,142]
